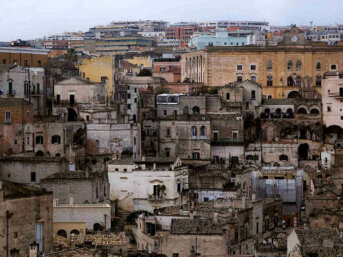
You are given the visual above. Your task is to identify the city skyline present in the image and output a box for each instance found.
[1,0,343,41]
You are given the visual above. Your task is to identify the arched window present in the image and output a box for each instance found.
[267,60,273,71]
[296,60,302,71]
[316,75,322,87]
[316,62,321,71]
[251,75,256,82]
[183,106,189,115]
[279,154,288,161]
[296,76,302,87]
[70,229,80,235]
[36,135,43,144]
[287,76,295,86]
[310,108,320,115]
[51,135,61,144]
[287,60,293,70]
[57,229,67,238]
[192,152,200,160]
[192,106,200,115]
[297,107,308,114]
[200,126,206,139]
[267,76,273,87]
[191,126,197,138]
[237,76,243,82]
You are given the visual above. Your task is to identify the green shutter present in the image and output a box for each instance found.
[37,83,40,94]
[8,82,12,94]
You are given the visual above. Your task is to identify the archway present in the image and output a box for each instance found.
[93,223,103,232]
[297,107,308,115]
[298,143,309,161]
[286,108,294,118]
[192,106,200,115]
[67,108,78,122]
[35,150,45,157]
[288,91,301,99]
[70,229,80,235]
[309,108,320,116]
[287,76,295,86]
[57,229,67,238]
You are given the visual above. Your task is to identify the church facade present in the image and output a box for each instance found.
[181,26,343,98]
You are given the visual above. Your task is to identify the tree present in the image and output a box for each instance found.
[138,69,152,76]
[66,48,78,62]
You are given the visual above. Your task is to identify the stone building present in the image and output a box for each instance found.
[0,98,34,155]
[0,180,53,256]
[108,157,188,213]
[287,228,343,256]
[0,156,68,185]
[181,26,343,99]
[40,170,110,204]
[0,65,46,114]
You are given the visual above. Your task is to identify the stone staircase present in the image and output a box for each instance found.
[112,208,131,233]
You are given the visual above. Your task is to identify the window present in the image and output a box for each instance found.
[331,64,337,70]
[191,126,197,138]
[327,105,332,112]
[24,60,28,67]
[166,128,171,136]
[27,111,30,120]
[237,76,243,82]
[14,232,17,238]
[5,111,11,123]
[163,110,167,116]
[27,136,30,145]
[237,64,243,71]
[251,75,256,82]
[134,98,137,103]
[14,139,17,146]
[56,94,61,104]
[128,104,131,110]
[232,131,238,141]
[267,60,273,70]
[250,64,256,71]
[296,76,302,87]
[226,93,230,100]
[267,95,272,99]
[316,61,321,71]
[51,135,61,144]
[69,94,75,104]
[279,154,288,161]
[213,131,219,141]
[2,59,6,64]
[8,81,13,94]
[192,106,200,114]
[267,76,273,87]
[36,135,43,144]
[287,76,295,86]
[296,60,302,70]
[86,115,90,121]
[38,60,41,67]
[31,172,36,182]
[96,140,100,148]
[316,76,322,87]
[200,126,206,139]
[287,60,293,70]
[165,148,170,157]
[183,106,189,114]
[127,93,131,99]
[192,152,200,160]
[251,90,256,100]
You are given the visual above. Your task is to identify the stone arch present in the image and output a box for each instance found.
[57,229,67,238]
[287,91,301,99]
[93,223,103,232]
[297,107,308,114]
[67,108,78,122]
[35,150,45,157]
[70,229,80,235]
[309,108,320,116]
[192,106,200,115]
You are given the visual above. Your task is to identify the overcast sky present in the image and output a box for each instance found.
[0,0,342,41]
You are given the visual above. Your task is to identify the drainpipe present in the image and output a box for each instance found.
[6,211,14,257]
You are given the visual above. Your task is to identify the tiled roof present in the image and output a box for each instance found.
[1,179,51,200]
[0,98,33,107]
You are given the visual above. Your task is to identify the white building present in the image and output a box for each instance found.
[53,197,111,231]
[108,157,188,213]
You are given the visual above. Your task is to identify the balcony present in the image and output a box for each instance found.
[328,92,343,98]
[148,194,164,201]
[7,90,16,96]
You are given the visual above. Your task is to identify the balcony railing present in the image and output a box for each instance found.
[148,194,164,201]
[328,92,343,98]
[7,90,16,96]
